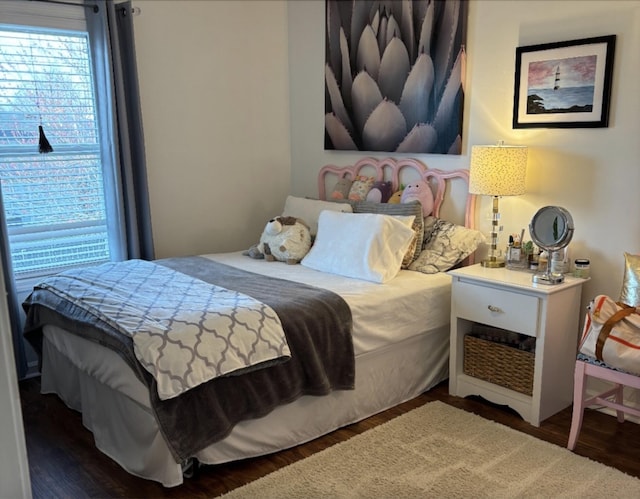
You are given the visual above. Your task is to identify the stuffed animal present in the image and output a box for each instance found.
[365,180,393,203]
[348,175,375,201]
[248,216,312,264]
[330,178,352,200]
[387,187,404,204]
[400,180,434,216]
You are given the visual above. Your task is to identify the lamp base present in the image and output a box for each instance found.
[481,258,505,268]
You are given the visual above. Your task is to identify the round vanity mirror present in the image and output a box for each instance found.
[529,206,574,284]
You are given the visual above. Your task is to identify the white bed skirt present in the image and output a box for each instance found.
[41,323,449,487]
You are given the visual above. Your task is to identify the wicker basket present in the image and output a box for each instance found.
[463,334,535,396]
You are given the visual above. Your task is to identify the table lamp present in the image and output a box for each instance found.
[469,143,528,268]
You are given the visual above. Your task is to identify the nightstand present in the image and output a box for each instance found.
[448,264,587,426]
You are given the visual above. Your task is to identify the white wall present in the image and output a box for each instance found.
[132,0,640,303]
[132,0,291,259]
[466,0,640,303]
[287,0,640,308]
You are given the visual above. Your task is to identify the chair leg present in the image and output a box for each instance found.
[568,361,587,451]
[615,383,625,423]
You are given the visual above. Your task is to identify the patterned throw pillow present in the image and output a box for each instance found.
[348,175,375,201]
[353,201,423,268]
[409,216,485,274]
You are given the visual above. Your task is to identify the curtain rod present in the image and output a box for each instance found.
[28,0,142,15]
[29,0,99,13]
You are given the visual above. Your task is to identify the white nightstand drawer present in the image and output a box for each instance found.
[454,280,539,336]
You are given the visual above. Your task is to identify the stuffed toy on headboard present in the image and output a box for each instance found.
[401,180,434,217]
[330,178,352,200]
[365,180,393,203]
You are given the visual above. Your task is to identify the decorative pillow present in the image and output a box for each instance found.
[620,252,640,307]
[409,217,485,274]
[282,195,353,236]
[353,201,423,267]
[348,175,375,201]
[301,211,415,283]
[330,178,353,200]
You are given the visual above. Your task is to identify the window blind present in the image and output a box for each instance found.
[0,27,110,277]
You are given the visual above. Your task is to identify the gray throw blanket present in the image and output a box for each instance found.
[23,256,354,462]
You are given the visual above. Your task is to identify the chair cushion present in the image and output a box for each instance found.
[577,353,628,373]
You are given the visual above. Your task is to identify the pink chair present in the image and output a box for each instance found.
[567,354,640,450]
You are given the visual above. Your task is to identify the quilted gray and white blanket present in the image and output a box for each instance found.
[35,259,291,400]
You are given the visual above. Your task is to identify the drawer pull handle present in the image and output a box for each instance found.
[487,305,504,313]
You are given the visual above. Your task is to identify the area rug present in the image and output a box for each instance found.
[220,401,640,498]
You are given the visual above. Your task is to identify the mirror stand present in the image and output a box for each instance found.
[532,249,565,284]
[529,206,574,286]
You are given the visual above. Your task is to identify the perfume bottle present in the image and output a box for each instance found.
[550,247,569,274]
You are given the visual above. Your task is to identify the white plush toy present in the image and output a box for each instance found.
[249,216,312,264]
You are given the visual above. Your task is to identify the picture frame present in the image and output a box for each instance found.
[324,0,468,154]
[513,35,616,129]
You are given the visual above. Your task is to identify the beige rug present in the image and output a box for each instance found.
[220,401,640,498]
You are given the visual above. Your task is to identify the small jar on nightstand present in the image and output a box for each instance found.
[573,259,590,279]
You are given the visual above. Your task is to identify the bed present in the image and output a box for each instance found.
[23,157,480,487]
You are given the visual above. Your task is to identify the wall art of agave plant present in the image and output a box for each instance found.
[325,0,468,154]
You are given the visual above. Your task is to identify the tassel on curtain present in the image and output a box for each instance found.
[38,125,53,153]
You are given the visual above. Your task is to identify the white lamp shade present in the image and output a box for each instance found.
[469,145,528,196]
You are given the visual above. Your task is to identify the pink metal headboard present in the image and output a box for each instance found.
[318,157,477,231]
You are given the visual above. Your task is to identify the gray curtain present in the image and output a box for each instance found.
[88,0,155,261]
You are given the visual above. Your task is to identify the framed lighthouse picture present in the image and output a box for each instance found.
[513,35,616,128]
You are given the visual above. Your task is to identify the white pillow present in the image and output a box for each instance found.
[301,211,415,283]
[282,195,352,236]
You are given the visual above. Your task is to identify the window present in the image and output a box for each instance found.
[1,1,150,380]
[0,25,115,284]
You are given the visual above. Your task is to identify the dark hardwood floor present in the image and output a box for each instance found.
[19,376,640,498]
